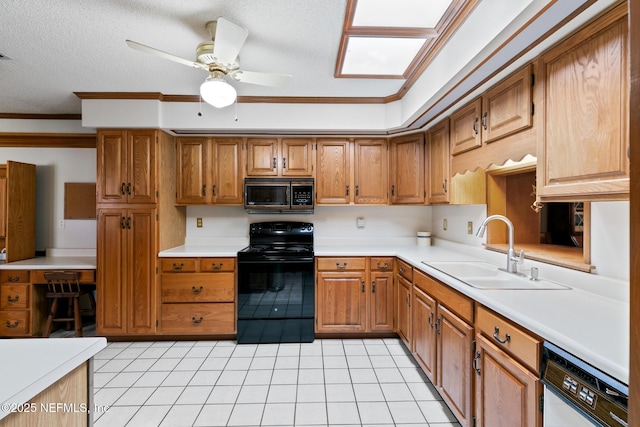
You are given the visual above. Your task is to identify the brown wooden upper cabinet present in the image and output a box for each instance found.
[537,3,629,201]
[97,129,157,204]
[0,161,36,263]
[450,65,534,156]
[246,137,314,177]
[354,139,388,205]
[315,139,350,204]
[176,137,243,205]
[426,120,450,204]
[390,133,425,204]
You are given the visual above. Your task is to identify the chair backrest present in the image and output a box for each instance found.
[43,271,81,294]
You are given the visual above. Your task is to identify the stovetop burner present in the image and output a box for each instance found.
[237,221,314,260]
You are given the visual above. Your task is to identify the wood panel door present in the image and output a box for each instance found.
[0,175,5,239]
[316,139,350,204]
[538,4,629,200]
[246,138,278,176]
[427,120,450,204]
[390,134,425,204]
[282,138,314,176]
[212,138,243,204]
[369,270,394,332]
[316,271,366,332]
[396,275,412,348]
[474,333,541,427]
[96,208,127,335]
[5,161,36,263]
[97,130,127,203]
[450,99,482,156]
[176,137,208,204]
[127,130,157,204]
[437,304,474,427]
[412,286,437,382]
[354,139,388,204]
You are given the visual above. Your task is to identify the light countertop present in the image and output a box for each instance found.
[0,337,107,421]
[160,240,629,384]
[0,256,96,270]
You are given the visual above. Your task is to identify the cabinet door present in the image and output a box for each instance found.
[282,138,314,176]
[246,138,279,176]
[316,271,366,332]
[482,64,533,144]
[396,275,412,348]
[176,137,209,204]
[450,99,482,155]
[97,130,127,203]
[316,139,350,204]
[0,175,6,239]
[354,139,388,204]
[127,130,157,204]
[5,161,36,263]
[212,138,243,204]
[427,120,450,204]
[390,134,425,204]
[96,208,127,335]
[474,333,541,427]
[437,304,474,427]
[412,287,437,382]
[539,5,628,200]
[370,271,394,332]
[126,208,157,334]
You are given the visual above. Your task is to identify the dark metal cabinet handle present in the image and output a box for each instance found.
[355,185,359,196]
[202,185,206,197]
[273,157,277,169]
[371,281,375,293]
[482,111,488,130]
[428,312,434,329]
[191,316,204,324]
[191,286,204,294]
[121,217,126,229]
[172,263,184,271]
[361,281,365,293]
[282,157,286,169]
[473,351,481,375]
[473,117,479,135]
[120,182,126,195]
[435,318,441,334]
[7,295,19,303]
[443,178,447,193]
[126,182,132,195]
[5,321,19,329]
[7,275,20,282]
[336,262,347,269]
[211,263,223,270]
[212,185,216,196]
[376,262,388,269]
[346,185,349,196]
[391,184,395,196]
[493,326,511,344]
[399,267,405,274]
[126,217,131,229]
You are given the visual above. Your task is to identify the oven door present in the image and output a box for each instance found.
[244,181,290,210]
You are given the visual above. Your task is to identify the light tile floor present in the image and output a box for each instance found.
[92,338,461,427]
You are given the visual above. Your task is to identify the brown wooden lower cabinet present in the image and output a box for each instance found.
[396,275,412,347]
[161,303,235,334]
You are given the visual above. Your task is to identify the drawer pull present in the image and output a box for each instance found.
[493,326,511,344]
[7,275,20,282]
[399,267,405,274]
[7,295,19,303]
[211,263,223,270]
[336,262,347,269]
[376,262,388,269]
[5,321,19,329]
[191,316,204,324]
[473,351,481,375]
[191,286,204,294]
[172,263,184,271]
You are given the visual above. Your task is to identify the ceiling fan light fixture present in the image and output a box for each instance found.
[200,76,237,108]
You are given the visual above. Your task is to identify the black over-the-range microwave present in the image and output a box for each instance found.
[244,178,314,213]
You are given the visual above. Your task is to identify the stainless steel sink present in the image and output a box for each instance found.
[422,261,570,290]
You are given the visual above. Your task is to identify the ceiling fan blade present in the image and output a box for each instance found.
[212,17,249,67]
[230,70,292,87]
[125,40,207,71]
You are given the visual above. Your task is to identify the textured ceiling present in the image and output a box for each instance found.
[0,0,407,114]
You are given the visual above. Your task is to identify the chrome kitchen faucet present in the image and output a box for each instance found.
[476,215,524,275]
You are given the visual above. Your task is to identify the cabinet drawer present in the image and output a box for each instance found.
[161,273,235,303]
[0,310,30,336]
[200,258,235,272]
[0,284,29,309]
[476,305,541,373]
[31,269,95,284]
[397,259,413,281]
[1,270,29,284]
[414,269,473,323]
[161,303,235,334]
[371,257,394,271]
[161,258,197,273]
[317,257,366,271]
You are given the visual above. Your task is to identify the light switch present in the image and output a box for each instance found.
[443,219,448,230]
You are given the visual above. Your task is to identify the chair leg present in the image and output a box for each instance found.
[88,290,97,316]
[43,297,58,338]
[73,297,83,337]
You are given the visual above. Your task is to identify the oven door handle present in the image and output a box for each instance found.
[239,257,315,263]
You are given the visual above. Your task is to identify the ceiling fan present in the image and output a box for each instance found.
[126,17,292,108]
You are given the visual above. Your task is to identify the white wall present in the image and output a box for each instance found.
[0,148,96,251]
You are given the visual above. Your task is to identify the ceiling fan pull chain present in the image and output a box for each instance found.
[198,95,203,117]
[234,97,239,122]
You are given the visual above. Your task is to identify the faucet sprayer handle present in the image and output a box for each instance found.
[515,249,525,264]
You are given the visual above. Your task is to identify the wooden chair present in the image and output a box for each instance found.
[42,271,95,337]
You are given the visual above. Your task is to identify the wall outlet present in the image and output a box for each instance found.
[356,217,365,228]
[468,221,473,234]
[443,218,448,230]
[196,217,203,228]
[58,219,65,229]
